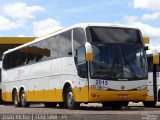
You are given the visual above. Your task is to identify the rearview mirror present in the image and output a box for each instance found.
[153,49,159,64]
[143,37,150,44]
[144,46,149,51]
[85,42,93,62]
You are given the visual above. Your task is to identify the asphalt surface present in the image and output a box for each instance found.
[0,102,160,120]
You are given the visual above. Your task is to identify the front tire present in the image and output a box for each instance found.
[143,101,156,107]
[65,86,79,110]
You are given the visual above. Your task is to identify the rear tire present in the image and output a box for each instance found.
[13,91,20,107]
[65,86,79,110]
[143,101,156,107]
[20,90,30,107]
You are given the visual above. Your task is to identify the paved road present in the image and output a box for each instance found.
[0,102,160,120]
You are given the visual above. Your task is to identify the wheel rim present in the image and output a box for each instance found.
[67,91,74,107]
[21,93,26,107]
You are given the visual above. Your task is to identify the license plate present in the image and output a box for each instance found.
[118,94,128,99]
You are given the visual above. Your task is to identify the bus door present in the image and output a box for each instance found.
[147,56,155,101]
[76,46,89,101]
[156,62,160,100]
[147,55,159,101]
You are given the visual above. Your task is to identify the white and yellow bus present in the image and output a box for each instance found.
[2,23,148,109]
[143,47,160,107]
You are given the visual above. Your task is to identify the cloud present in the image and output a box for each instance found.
[33,18,64,37]
[131,0,160,10]
[123,16,137,24]
[3,2,45,20]
[123,16,160,40]
[0,2,45,33]
[17,35,26,37]
[142,12,160,20]
[0,16,17,31]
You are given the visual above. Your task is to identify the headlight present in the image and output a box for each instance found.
[136,86,147,90]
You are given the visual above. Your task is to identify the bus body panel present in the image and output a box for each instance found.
[88,79,147,102]
[145,72,154,101]
[2,57,89,102]
[145,51,160,102]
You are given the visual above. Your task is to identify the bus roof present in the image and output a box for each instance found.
[3,23,140,55]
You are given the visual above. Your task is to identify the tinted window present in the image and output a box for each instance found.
[19,47,28,66]
[3,53,12,69]
[73,28,86,50]
[35,42,51,61]
[77,47,87,78]
[147,55,160,72]
[73,28,87,78]
[58,30,72,57]
[147,55,153,72]
[3,30,72,70]
[157,56,160,72]
[45,36,59,59]
[88,27,142,43]
[11,50,19,68]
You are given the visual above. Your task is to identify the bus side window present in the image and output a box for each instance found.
[77,46,87,78]
[147,55,153,72]
[157,57,160,73]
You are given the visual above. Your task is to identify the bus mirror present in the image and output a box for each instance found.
[153,55,159,64]
[143,37,150,44]
[153,49,159,64]
[85,42,93,62]
[144,46,149,51]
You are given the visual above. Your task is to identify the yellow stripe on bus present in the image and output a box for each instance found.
[2,87,147,102]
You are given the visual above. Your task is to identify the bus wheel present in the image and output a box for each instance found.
[20,90,30,107]
[65,86,79,110]
[143,101,156,107]
[44,102,57,108]
[13,91,20,107]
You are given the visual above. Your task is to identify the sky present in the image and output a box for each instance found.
[0,0,160,48]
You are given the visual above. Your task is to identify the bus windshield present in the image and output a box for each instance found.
[90,44,147,80]
[87,27,147,80]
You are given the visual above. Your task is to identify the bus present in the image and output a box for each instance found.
[2,23,149,109]
[143,47,160,107]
